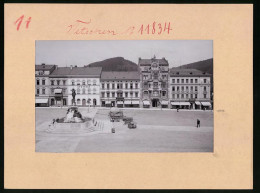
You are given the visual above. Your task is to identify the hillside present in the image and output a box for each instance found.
[85,57,139,71]
[173,58,213,74]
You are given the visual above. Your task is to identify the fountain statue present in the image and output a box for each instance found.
[72,88,76,106]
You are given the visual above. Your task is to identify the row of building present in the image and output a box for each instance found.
[35,56,213,110]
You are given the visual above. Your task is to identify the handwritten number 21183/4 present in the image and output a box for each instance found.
[138,22,173,35]
[14,15,31,31]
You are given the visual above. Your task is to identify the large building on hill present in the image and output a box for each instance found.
[169,68,212,110]
[100,71,140,108]
[49,66,102,106]
[138,56,170,108]
[35,64,56,107]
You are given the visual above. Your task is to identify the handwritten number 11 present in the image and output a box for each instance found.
[14,15,31,31]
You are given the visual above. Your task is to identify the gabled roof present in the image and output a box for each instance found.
[49,67,102,77]
[101,71,140,81]
[170,68,211,77]
[138,58,169,66]
[35,64,56,71]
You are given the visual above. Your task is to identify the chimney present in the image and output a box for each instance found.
[42,63,45,66]
[70,65,73,69]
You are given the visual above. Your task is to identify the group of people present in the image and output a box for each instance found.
[64,108,83,123]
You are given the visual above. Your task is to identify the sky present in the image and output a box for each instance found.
[36,40,213,68]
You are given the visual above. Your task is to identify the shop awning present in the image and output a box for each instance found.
[143,100,150,105]
[117,101,124,105]
[195,101,201,105]
[105,101,111,104]
[161,100,169,105]
[201,102,211,106]
[124,100,132,105]
[35,98,48,104]
[171,102,180,105]
[132,101,140,105]
[54,89,62,94]
[179,102,191,106]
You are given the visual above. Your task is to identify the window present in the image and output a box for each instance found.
[186,86,188,91]
[172,86,175,91]
[172,94,175,99]
[177,79,179,83]
[101,92,105,98]
[51,80,54,85]
[36,79,40,85]
[82,88,86,94]
[77,82,80,86]
[87,79,91,85]
[181,94,184,98]
[125,92,128,98]
[191,94,193,98]
[162,82,166,88]
[135,83,138,89]
[162,91,166,97]
[172,79,175,83]
[204,86,207,91]
[130,83,133,89]
[63,80,66,85]
[181,86,184,91]
[93,80,97,85]
[117,83,119,89]
[77,99,80,105]
[177,94,179,98]
[42,88,45,95]
[77,88,80,94]
[195,86,198,91]
[112,83,115,89]
[195,79,198,83]
[36,89,39,95]
[181,79,184,83]
[57,80,60,85]
[63,89,66,94]
[130,92,133,97]
[119,83,123,89]
[42,79,45,85]
[186,94,189,98]
[107,92,110,98]
[191,86,193,91]
[191,79,193,83]
[88,88,91,94]
[112,92,115,97]
[51,88,54,94]
[72,80,75,85]
[177,86,179,91]
[195,94,198,98]
[102,83,105,89]
[204,79,207,83]
[125,83,128,89]
[135,92,138,97]
[93,88,96,94]
[82,81,85,85]
[204,94,207,98]
[107,83,110,89]
[186,79,188,83]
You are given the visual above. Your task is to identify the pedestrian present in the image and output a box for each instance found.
[177,107,179,112]
[197,119,200,128]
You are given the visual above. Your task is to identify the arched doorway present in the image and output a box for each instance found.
[63,99,66,106]
[152,99,159,107]
[93,98,97,106]
[82,99,86,106]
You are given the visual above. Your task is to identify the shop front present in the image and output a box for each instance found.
[201,101,212,110]
[35,98,49,107]
[143,100,150,108]
[161,100,169,108]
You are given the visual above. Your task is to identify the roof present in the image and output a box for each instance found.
[170,68,211,77]
[35,64,56,71]
[49,67,102,77]
[138,57,169,66]
[101,71,140,81]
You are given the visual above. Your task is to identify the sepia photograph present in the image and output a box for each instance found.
[35,40,214,152]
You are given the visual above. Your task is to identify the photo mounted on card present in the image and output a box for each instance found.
[5,4,252,189]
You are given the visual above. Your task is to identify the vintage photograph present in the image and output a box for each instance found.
[35,40,213,152]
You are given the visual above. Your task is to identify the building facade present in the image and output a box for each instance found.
[138,56,170,108]
[35,64,56,107]
[49,66,102,107]
[100,71,140,108]
[169,68,212,110]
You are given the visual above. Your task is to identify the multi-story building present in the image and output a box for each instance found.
[169,68,212,110]
[49,66,102,106]
[35,63,56,107]
[100,71,140,108]
[138,56,170,108]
